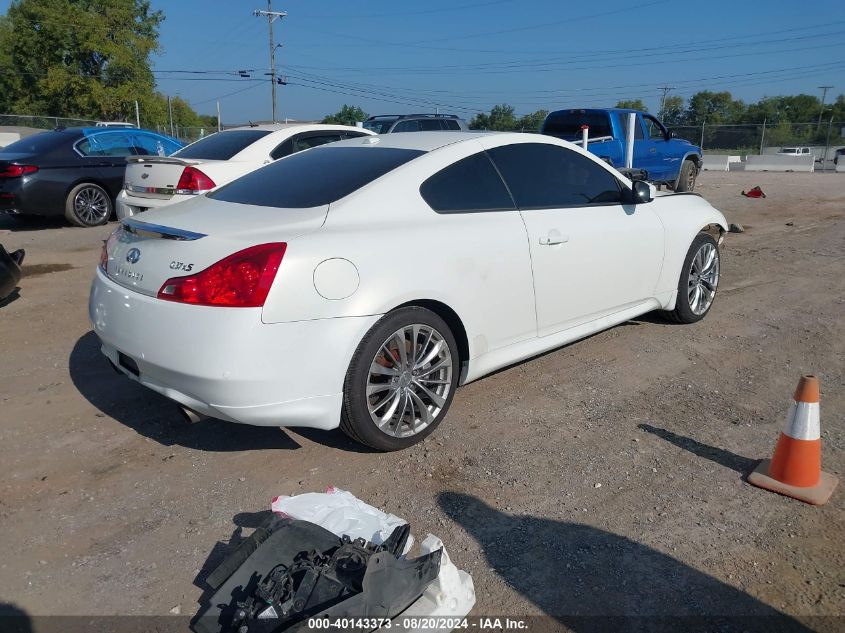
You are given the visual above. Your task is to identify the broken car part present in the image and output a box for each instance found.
[193,518,441,633]
[0,245,24,301]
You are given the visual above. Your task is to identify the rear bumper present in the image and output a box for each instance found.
[0,177,55,216]
[89,268,380,428]
[116,189,194,219]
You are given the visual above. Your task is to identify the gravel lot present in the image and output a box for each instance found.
[1,171,843,630]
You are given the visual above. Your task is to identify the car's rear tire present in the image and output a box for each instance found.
[65,183,112,227]
[674,159,698,192]
[661,232,720,324]
[340,306,459,451]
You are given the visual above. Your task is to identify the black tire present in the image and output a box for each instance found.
[660,232,720,324]
[64,183,112,227]
[674,159,698,192]
[340,306,460,451]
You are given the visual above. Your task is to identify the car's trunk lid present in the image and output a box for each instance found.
[103,196,328,297]
[124,156,215,201]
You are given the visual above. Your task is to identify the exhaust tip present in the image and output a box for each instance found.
[180,406,208,424]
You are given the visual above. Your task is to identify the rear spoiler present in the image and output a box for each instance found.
[125,155,200,165]
[121,217,207,241]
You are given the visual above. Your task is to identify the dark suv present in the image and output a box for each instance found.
[363,114,469,134]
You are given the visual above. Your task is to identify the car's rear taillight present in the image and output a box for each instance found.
[99,227,122,272]
[0,164,38,178]
[175,166,215,194]
[157,243,286,307]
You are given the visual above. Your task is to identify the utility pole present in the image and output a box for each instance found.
[254,1,287,123]
[817,85,833,130]
[658,86,674,119]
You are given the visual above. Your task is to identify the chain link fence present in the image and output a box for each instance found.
[669,121,845,168]
[0,113,100,130]
[0,114,216,143]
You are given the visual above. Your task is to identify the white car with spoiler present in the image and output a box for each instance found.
[116,123,373,219]
[91,132,727,451]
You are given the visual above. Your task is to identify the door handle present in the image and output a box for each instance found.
[539,232,569,246]
[649,147,657,153]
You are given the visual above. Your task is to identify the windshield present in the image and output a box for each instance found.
[542,111,613,139]
[209,146,424,208]
[174,130,271,160]
[363,120,395,134]
[0,131,71,155]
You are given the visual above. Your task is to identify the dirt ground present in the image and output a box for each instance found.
[0,171,843,630]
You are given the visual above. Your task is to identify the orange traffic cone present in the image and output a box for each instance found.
[748,376,838,505]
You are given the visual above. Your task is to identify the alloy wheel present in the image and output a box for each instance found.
[687,241,719,315]
[74,186,110,224]
[366,324,453,438]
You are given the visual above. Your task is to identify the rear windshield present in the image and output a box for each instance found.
[174,129,271,160]
[209,146,425,208]
[542,111,613,139]
[0,131,71,155]
[362,120,395,134]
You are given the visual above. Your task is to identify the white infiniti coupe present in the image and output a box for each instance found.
[90,132,727,451]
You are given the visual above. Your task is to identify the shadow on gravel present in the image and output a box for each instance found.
[0,603,32,633]
[624,312,686,327]
[0,214,68,231]
[439,492,814,633]
[288,427,381,454]
[638,423,757,476]
[70,331,300,452]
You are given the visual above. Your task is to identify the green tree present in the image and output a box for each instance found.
[322,104,368,126]
[515,109,548,132]
[615,99,646,111]
[684,91,746,125]
[469,104,518,131]
[660,95,685,125]
[0,0,166,121]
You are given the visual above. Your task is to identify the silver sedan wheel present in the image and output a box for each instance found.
[366,324,453,438]
[688,241,719,315]
[74,186,110,224]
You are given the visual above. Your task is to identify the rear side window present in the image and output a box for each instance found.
[419,119,444,131]
[443,120,461,131]
[420,151,514,214]
[77,132,135,156]
[619,114,644,140]
[270,133,346,160]
[487,143,622,208]
[542,110,613,139]
[132,133,181,156]
[393,120,420,133]
[363,120,395,134]
[0,131,69,155]
[174,130,271,160]
[209,146,424,208]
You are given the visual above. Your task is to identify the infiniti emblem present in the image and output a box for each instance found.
[126,248,141,264]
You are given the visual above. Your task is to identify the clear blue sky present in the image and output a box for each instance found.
[4,0,845,122]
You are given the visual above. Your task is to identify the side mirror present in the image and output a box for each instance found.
[625,180,652,204]
[668,130,677,139]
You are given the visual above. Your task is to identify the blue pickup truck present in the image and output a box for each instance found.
[541,108,702,191]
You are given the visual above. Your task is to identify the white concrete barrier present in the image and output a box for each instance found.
[702,154,729,171]
[744,154,815,172]
[0,132,21,148]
